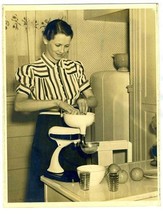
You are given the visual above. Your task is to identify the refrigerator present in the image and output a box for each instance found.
[90,70,129,163]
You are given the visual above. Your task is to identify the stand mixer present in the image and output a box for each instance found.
[44,112,99,182]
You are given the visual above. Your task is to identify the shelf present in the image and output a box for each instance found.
[84,9,129,23]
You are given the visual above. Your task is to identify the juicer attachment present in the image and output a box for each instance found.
[63,112,99,154]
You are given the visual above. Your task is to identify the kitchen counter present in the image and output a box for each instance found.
[41,160,159,205]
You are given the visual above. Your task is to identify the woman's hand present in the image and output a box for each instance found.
[58,100,79,114]
[76,89,98,114]
[76,98,88,114]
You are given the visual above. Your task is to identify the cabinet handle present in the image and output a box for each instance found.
[126,85,133,93]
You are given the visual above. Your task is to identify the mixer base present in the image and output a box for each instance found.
[44,170,80,182]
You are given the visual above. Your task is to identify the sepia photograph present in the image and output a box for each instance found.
[2,2,161,209]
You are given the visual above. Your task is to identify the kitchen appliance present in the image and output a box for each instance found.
[91,70,129,141]
[44,112,99,182]
[90,70,129,163]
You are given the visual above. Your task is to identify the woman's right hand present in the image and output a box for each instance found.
[58,100,79,115]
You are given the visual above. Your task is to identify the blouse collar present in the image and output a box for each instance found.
[41,53,56,68]
[41,53,73,70]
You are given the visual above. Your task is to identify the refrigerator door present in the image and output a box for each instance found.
[91,70,129,142]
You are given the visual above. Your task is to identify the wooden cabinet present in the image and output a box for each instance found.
[7,96,37,202]
[129,8,157,161]
[84,9,129,22]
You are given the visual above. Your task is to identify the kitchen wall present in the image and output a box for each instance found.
[5,9,128,202]
[68,10,128,79]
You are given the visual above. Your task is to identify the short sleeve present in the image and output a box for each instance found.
[75,61,91,92]
[15,64,34,96]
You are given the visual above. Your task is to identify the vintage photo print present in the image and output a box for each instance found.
[2,2,161,209]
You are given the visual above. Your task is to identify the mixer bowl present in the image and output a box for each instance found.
[80,142,99,154]
[63,112,95,134]
[112,53,129,71]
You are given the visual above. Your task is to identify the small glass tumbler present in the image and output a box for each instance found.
[79,172,90,191]
[107,172,119,192]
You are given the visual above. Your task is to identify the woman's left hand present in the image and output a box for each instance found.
[77,98,88,114]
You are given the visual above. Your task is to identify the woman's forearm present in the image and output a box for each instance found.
[14,94,80,114]
[82,89,98,109]
[86,96,98,108]
[14,94,60,112]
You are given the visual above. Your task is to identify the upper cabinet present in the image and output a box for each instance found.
[84,9,129,22]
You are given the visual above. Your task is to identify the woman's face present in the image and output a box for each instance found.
[44,33,72,62]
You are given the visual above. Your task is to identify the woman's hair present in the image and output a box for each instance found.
[43,19,73,41]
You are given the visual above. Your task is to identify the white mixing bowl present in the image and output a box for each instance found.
[77,164,106,186]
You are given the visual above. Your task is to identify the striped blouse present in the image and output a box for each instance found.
[15,53,91,105]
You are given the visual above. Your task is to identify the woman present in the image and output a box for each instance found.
[14,19,97,202]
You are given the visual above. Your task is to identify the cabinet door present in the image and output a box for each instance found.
[141,9,156,105]
[44,185,72,202]
[129,8,157,161]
